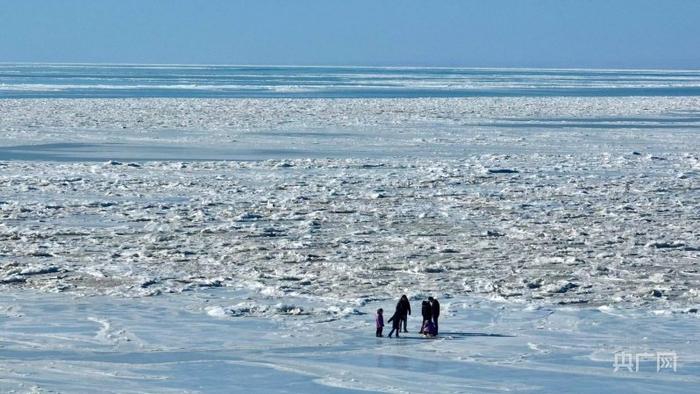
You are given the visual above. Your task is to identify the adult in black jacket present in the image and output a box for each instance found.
[396,295,411,333]
[428,296,440,334]
[419,300,431,334]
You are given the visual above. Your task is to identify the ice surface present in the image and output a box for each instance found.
[0,154,697,310]
[2,97,700,150]
[0,94,698,392]
[0,290,697,393]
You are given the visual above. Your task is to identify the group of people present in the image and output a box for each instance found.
[375,295,440,338]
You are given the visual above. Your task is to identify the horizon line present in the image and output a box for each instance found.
[1,61,698,73]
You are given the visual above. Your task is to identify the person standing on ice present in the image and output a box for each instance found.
[419,300,432,334]
[396,295,411,333]
[386,310,402,338]
[428,296,440,334]
[375,308,385,337]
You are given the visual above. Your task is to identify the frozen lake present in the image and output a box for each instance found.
[1,66,698,392]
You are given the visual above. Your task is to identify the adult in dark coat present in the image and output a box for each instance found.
[396,295,411,333]
[428,296,440,334]
[420,300,431,334]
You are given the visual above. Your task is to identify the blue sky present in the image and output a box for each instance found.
[1,0,698,68]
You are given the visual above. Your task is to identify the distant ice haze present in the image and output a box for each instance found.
[2,64,700,98]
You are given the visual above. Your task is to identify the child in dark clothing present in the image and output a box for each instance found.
[419,300,431,334]
[375,308,384,337]
[386,311,401,338]
[422,320,437,337]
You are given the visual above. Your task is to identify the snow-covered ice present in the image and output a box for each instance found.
[0,95,698,392]
[0,290,698,393]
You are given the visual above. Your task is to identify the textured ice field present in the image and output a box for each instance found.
[1,97,698,310]
[1,154,699,311]
[0,96,699,392]
[2,97,700,148]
